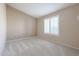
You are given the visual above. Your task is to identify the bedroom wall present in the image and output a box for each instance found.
[7,5,36,41]
[37,4,79,49]
[0,4,6,55]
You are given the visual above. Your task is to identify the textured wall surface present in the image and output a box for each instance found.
[7,5,36,41]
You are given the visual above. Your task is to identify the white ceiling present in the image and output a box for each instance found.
[8,3,76,18]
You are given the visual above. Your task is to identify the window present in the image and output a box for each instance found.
[44,18,49,33]
[44,15,59,35]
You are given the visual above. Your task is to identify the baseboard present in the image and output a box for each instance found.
[6,36,36,43]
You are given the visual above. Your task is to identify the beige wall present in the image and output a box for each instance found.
[0,4,6,55]
[7,5,36,41]
[37,4,79,49]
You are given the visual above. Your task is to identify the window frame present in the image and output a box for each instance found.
[43,15,59,36]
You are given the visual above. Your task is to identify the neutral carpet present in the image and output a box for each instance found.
[2,37,79,56]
